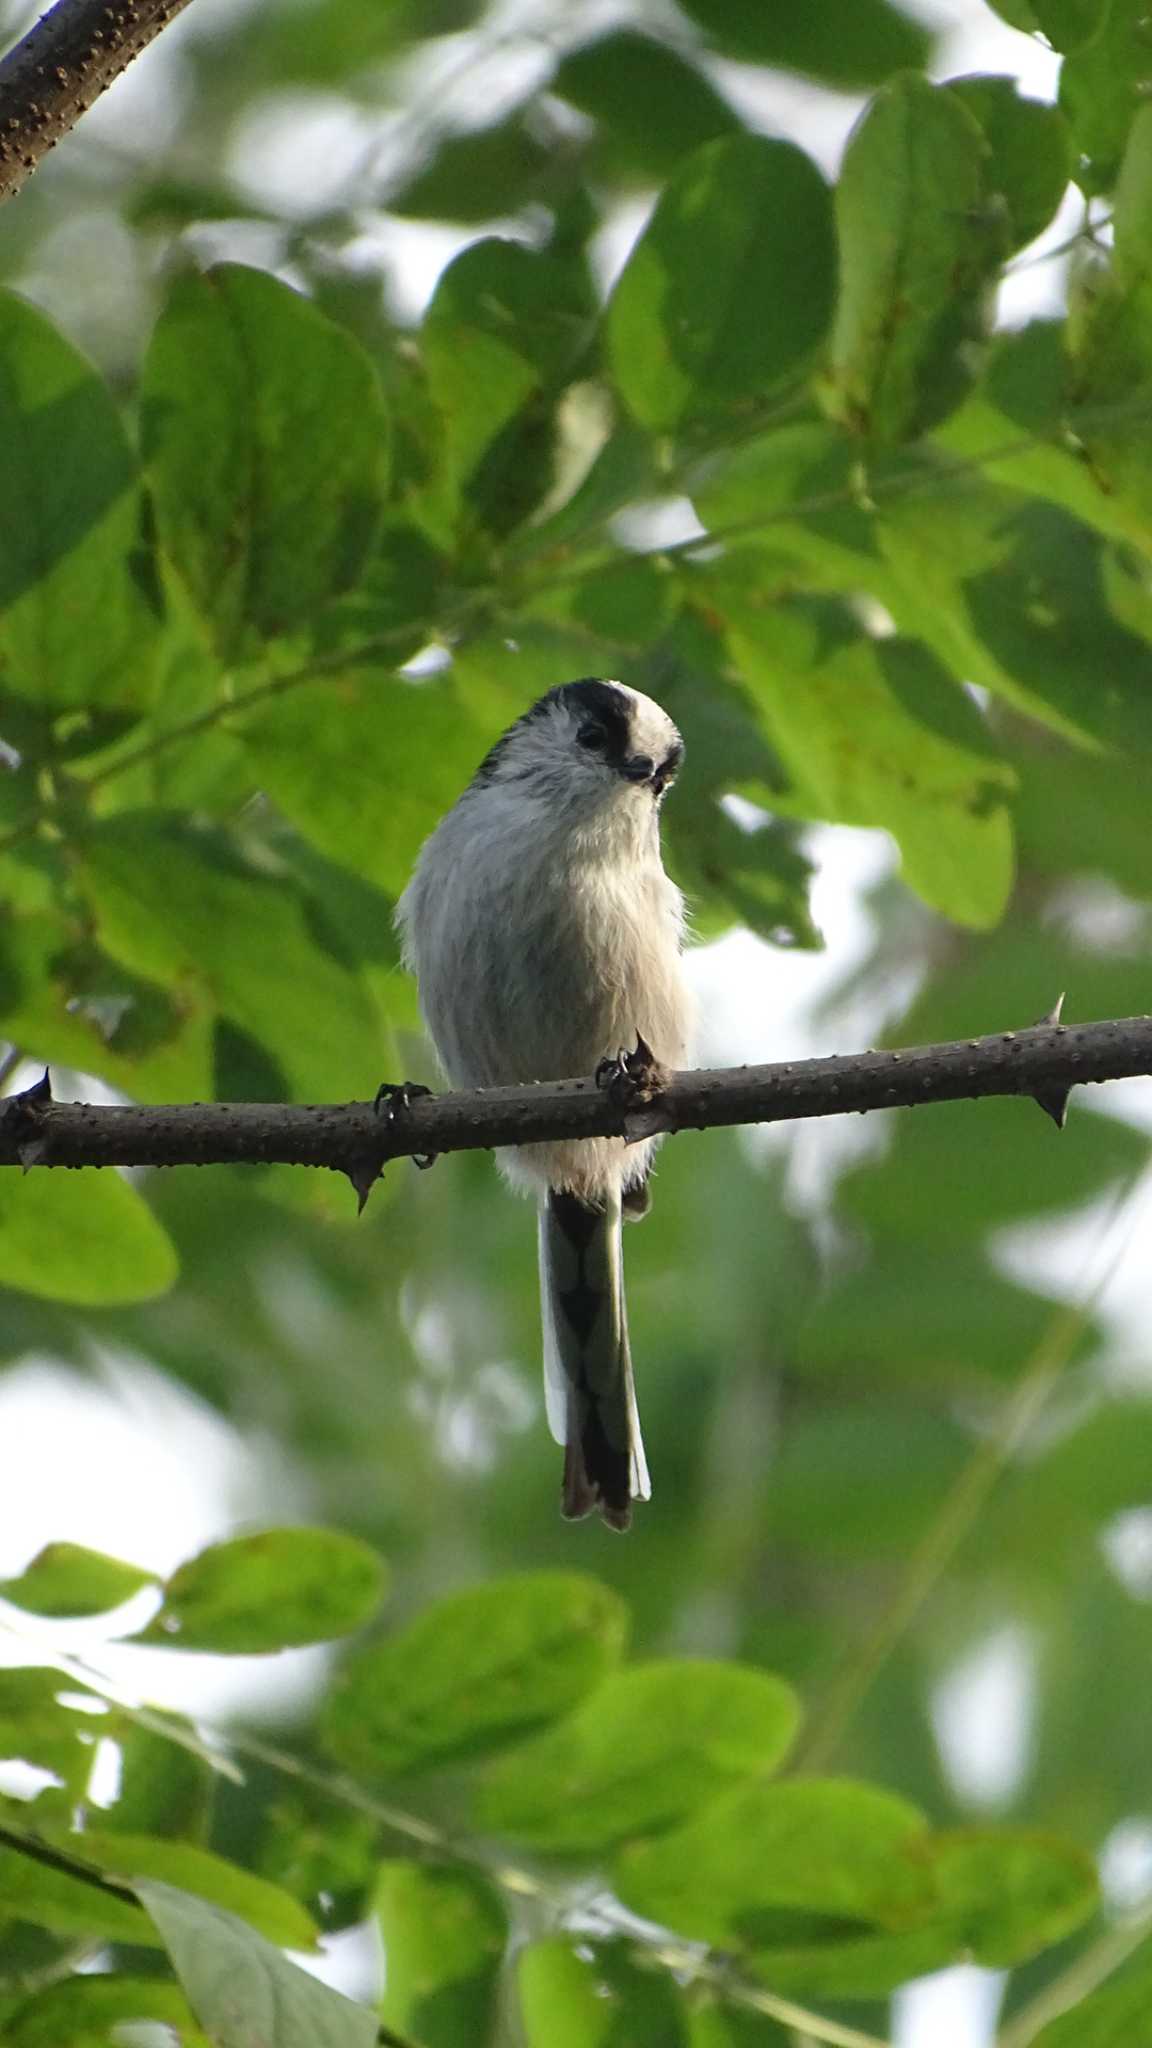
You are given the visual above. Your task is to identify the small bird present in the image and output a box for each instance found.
[396,678,693,1529]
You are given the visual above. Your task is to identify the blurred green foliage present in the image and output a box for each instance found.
[1,0,1152,2040]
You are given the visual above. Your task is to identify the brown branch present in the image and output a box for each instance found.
[0,0,196,204]
[0,1016,1149,1198]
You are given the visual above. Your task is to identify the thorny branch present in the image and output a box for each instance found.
[0,0,196,204]
[0,1014,1149,1202]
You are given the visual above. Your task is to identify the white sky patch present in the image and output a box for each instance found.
[931,1624,1036,1810]
[895,1964,1005,2048]
[231,93,385,217]
[293,1915,383,2005]
[0,1355,258,1579]
[1100,1817,1152,1911]
[1103,1509,1152,1603]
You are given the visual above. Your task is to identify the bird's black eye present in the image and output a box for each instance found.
[576,722,607,751]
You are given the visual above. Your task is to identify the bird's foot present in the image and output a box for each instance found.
[373,1081,437,1170]
[351,1081,437,1217]
[595,1032,668,1108]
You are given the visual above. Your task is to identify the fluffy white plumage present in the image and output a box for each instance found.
[396,678,693,1528]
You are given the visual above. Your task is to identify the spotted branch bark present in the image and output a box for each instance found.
[0,0,196,203]
[0,1015,1149,1203]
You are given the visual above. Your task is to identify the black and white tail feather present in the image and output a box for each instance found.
[540,1189,650,1531]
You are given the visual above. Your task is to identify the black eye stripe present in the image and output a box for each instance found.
[561,680,632,763]
[468,676,682,791]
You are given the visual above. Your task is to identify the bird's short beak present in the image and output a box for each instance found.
[622,754,655,783]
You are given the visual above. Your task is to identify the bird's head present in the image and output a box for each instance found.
[471,678,683,820]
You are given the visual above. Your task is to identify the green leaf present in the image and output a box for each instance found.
[1062,107,1152,534]
[1032,1940,1152,2046]
[320,1571,629,1778]
[519,1937,691,2048]
[877,487,1152,752]
[1032,0,1112,50]
[615,1777,933,1956]
[0,1164,177,1306]
[0,291,160,711]
[621,1789,1089,2000]
[111,1719,214,1842]
[927,1827,1098,1966]
[126,173,272,229]
[76,817,383,1100]
[714,586,1015,926]
[607,135,835,433]
[0,1670,101,1786]
[422,237,593,494]
[691,413,861,540]
[134,1528,388,1652]
[701,419,1136,761]
[475,1660,800,1852]
[984,0,1040,28]
[0,1542,154,1618]
[0,896,217,1104]
[142,264,388,656]
[390,114,552,222]
[511,410,658,561]
[709,1825,1089,2000]
[823,75,1003,443]
[946,76,1073,252]
[1060,0,1152,193]
[137,1878,378,2048]
[374,1861,505,2048]
[312,522,445,661]
[552,32,740,183]
[668,802,819,949]
[529,556,676,646]
[1015,736,1152,901]
[2,1973,202,2048]
[933,321,1152,557]
[676,0,932,90]
[238,675,488,897]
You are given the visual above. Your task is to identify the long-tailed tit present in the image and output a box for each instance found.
[397,678,693,1530]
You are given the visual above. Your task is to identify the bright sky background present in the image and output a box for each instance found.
[2,3,1146,2038]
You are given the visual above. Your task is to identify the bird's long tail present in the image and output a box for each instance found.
[538,1186,650,1532]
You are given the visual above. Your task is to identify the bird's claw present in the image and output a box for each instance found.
[595,1032,668,1108]
[373,1081,437,1170]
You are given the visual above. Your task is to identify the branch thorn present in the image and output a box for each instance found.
[1031,993,1071,1128]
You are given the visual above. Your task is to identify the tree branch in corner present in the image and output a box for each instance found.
[0,0,196,204]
